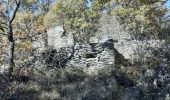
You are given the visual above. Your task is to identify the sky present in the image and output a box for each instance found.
[166,0,170,8]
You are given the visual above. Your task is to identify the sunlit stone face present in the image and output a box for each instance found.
[47,26,74,49]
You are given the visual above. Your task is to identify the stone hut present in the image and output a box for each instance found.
[32,26,74,52]
[69,38,117,75]
[32,26,117,74]
[47,26,74,49]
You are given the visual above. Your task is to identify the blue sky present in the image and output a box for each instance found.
[166,0,170,8]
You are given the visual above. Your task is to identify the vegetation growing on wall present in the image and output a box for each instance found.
[0,0,169,99]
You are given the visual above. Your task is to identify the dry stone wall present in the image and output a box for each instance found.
[47,26,74,49]
[98,14,166,63]
[32,26,116,75]
[69,39,115,75]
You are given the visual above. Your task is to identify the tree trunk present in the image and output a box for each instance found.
[7,24,15,81]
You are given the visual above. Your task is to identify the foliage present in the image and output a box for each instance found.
[44,0,101,42]
[110,0,168,38]
[0,0,170,99]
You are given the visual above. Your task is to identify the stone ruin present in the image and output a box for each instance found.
[32,26,74,52]
[32,25,166,74]
[69,39,117,75]
[32,26,117,75]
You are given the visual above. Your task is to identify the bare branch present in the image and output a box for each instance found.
[14,32,43,41]
[0,32,8,36]
[161,0,168,5]
[9,0,20,24]
[0,11,7,19]
[164,15,170,19]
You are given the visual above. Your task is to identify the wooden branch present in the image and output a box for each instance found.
[161,0,168,5]
[0,22,8,27]
[9,0,20,24]
[0,12,7,19]
[14,32,43,41]
[164,15,170,19]
[0,32,8,36]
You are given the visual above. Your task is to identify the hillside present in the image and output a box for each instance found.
[0,0,170,100]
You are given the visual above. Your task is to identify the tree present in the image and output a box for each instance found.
[44,0,101,43]
[0,0,53,81]
[109,0,168,39]
[0,0,21,81]
[10,0,52,68]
